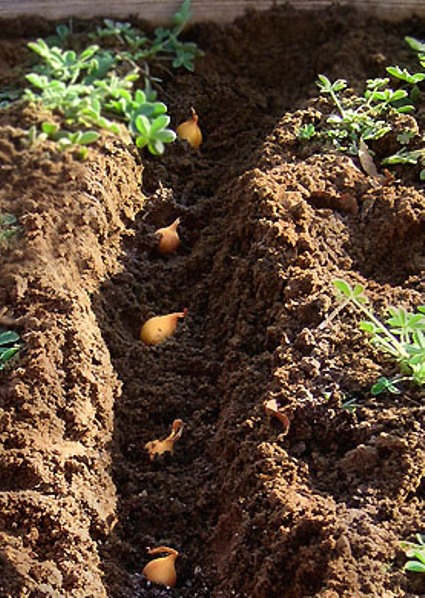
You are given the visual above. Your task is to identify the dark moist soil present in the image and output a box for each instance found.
[0,6,424,598]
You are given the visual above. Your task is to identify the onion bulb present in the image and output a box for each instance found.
[145,419,184,460]
[155,217,181,255]
[140,309,188,345]
[177,108,202,148]
[142,546,179,587]
[264,399,290,435]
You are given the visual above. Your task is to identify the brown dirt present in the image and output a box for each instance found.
[0,6,424,598]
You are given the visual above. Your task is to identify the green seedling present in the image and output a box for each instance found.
[341,396,360,413]
[0,330,21,370]
[297,123,316,140]
[0,213,19,245]
[314,75,413,155]
[401,534,425,573]
[329,279,425,393]
[133,114,176,155]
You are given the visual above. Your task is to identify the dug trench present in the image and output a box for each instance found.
[0,6,424,598]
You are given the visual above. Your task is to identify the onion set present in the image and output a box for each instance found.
[145,419,184,460]
[140,309,188,345]
[142,546,179,587]
[264,399,290,435]
[177,108,202,148]
[155,217,181,256]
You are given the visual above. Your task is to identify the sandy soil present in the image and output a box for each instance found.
[0,6,424,597]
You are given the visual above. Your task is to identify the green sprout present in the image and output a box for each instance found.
[297,123,316,140]
[401,534,425,574]
[329,279,425,393]
[0,330,21,370]
[314,75,413,155]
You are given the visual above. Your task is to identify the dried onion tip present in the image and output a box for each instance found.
[145,419,184,460]
[155,217,181,256]
[142,546,179,587]
[140,309,188,346]
[177,108,202,148]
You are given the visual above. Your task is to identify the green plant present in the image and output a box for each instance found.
[0,330,21,370]
[401,534,425,573]
[341,396,360,413]
[27,122,101,159]
[387,37,425,103]
[0,213,19,245]
[331,279,425,393]
[297,123,316,140]
[383,146,425,181]
[133,114,176,155]
[91,0,199,72]
[312,75,413,154]
[21,0,197,156]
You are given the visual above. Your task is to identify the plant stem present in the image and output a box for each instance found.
[330,88,346,118]
[318,298,351,330]
[352,297,409,359]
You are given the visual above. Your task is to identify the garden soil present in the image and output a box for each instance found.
[0,6,424,598]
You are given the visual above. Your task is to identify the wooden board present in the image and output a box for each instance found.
[0,0,424,22]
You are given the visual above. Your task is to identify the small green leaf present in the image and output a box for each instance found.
[150,114,170,133]
[0,346,19,364]
[359,321,377,334]
[371,377,401,395]
[135,114,150,136]
[78,130,100,145]
[333,279,353,298]
[156,129,177,143]
[0,331,20,346]
[404,561,425,573]
[405,36,425,54]
[41,122,59,136]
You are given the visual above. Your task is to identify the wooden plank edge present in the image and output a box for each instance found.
[0,0,424,22]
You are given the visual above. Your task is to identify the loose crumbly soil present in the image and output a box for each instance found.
[0,6,424,598]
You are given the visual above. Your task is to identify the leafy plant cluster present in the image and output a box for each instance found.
[401,534,425,574]
[22,0,198,157]
[0,330,21,370]
[298,36,425,179]
[90,0,198,72]
[298,75,413,154]
[333,279,425,395]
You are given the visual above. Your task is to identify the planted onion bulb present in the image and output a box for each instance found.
[140,309,188,345]
[177,108,202,148]
[264,399,290,435]
[155,217,181,255]
[142,546,179,587]
[145,419,184,460]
